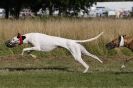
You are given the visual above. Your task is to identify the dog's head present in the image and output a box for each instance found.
[5,33,26,48]
[106,35,126,50]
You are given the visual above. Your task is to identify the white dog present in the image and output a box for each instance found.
[6,32,103,73]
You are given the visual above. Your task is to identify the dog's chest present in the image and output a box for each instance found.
[40,45,57,51]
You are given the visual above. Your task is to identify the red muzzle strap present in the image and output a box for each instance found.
[19,35,23,45]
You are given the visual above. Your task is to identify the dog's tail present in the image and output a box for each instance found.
[75,32,104,43]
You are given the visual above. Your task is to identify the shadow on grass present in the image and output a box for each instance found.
[113,71,133,74]
[0,67,133,74]
[99,71,133,75]
[0,67,73,72]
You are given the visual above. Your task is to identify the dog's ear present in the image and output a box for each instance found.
[118,34,121,37]
[17,33,21,38]
[22,36,26,40]
[118,35,121,42]
[17,33,26,40]
[123,35,126,38]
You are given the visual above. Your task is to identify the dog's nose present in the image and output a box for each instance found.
[105,43,109,48]
[5,40,15,48]
[105,43,112,50]
[5,40,10,46]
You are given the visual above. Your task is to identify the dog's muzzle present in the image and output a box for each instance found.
[5,40,16,48]
[105,42,116,50]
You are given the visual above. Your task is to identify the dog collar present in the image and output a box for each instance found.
[18,35,23,45]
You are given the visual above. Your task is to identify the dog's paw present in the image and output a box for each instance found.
[20,53,24,56]
[121,64,126,69]
[30,54,37,58]
[100,60,103,64]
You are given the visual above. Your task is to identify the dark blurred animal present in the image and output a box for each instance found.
[106,35,133,68]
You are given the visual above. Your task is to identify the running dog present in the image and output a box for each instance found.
[5,32,103,73]
[106,35,133,68]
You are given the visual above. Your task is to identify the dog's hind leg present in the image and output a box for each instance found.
[80,45,103,63]
[77,58,89,73]
[69,45,89,73]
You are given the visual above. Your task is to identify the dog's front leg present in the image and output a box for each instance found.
[21,47,40,58]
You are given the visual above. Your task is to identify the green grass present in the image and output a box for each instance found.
[0,46,133,88]
[0,71,133,88]
[0,18,133,88]
[0,40,132,88]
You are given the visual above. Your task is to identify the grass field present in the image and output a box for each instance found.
[1,71,133,88]
[0,54,133,88]
[0,18,133,88]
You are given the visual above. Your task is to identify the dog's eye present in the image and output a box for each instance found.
[13,39,14,40]
[12,39,14,41]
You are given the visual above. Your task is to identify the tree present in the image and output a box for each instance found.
[0,0,12,19]
[0,0,97,18]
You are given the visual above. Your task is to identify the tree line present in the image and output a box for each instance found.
[0,0,96,19]
[0,0,130,19]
